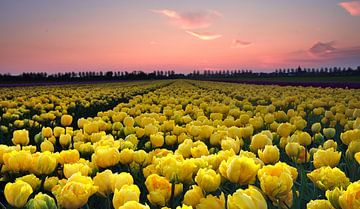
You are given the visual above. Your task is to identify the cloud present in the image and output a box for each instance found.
[309,41,336,55]
[185,31,222,40]
[285,41,360,66]
[339,1,360,16]
[151,9,221,29]
[231,39,253,48]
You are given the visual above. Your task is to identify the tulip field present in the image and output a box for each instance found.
[0,80,360,209]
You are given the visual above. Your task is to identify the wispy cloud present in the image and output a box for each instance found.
[185,31,222,40]
[339,1,360,16]
[150,9,221,29]
[231,39,253,48]
[286,41,360,66]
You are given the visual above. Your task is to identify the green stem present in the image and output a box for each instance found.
[170,181,176,209]
[107,194,112,209]
[40,175,46,191]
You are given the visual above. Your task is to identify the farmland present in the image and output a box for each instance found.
[0,80,359,209]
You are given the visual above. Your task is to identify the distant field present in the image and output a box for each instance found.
[203,76,360,88]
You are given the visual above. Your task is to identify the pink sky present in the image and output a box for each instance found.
[0,0,360,73]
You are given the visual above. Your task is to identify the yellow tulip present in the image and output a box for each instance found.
[227,186,267,209]
[195,168,221,193]
[119,148,134,164]
[53,173,98,209]
[63,162,92,178]
[53,126,65,137]
[250,133,272,153]
[5,180,33,208]
[58,149,80,164]
[123,116,135,127]
[326,187,344,209]
[61,114,73,126]
[27,192,57,209]
[277,123,293,137]
[191,141,209,158]
[323,128,336,139]
[290,131,312,146]
[92,146,120,168]
[183,185,204,207]
[196,193,225,209]
[355,152,360,164]
[323,140,338,150]
[150,133,164,148]
[118,201,150,209]
[134,150,147,164]
[59,133,72,148]
[339,180,360,209]
[307,200,335,209]
[93,169,114,197]
[40,139,54,152]
[311,123,322,133]
[12,129,29,146]
[16,174,41,190]
[313,148,341,168]
[219,156,260,185]
[113,184,140,209]
[258,162,295,201]
[307,167,350,191]
[42,127,53,138]
[340,129,360,145]
[346,140,360,160]
[111,172,134,192]
[83,122,99,135]
[44,176,59,192]
[32,151,57,175]
[3,150,32,172]
[145,174,171,206]
[258,145,280,164]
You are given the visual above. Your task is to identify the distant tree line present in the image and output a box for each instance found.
[0,66,359,83]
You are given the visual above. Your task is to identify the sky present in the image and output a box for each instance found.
[0,0,360,73]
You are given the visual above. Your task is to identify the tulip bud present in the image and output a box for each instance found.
[323,128,336,139]
[42,127,53,138]
[34,132,45,145]
[44,177,59,192]
[61,114,73,127]
[123,116,135,127]
[12,129,30,146]
[59,133,72,148]
[150,133,164,148]
[258,145,280,164]
[119,148,134,164]
[53,126,65,137]
[41,140,54,152]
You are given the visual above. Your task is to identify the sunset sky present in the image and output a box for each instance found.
[1,0,360,73]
